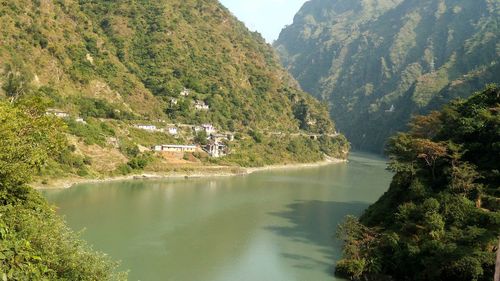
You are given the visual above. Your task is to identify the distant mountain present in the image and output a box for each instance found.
[0,0,335,134]
[275,0,500,152]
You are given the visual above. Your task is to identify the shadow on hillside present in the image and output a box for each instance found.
[265,200,370,276]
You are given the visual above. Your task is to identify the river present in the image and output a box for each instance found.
[42,152,392,281]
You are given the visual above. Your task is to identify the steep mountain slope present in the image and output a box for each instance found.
[0,0,352,181]
[336,85,500,281]
[0,0,334,134]
[275,0,500,152]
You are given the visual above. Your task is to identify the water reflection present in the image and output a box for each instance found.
[266,200,370,276]
[43,152,391,281]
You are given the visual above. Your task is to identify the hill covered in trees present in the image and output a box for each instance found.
[275,0,500,152]
[0,0,349,181]
[336,85,500,281]
[0,0,337,134]
[0,1,349,278]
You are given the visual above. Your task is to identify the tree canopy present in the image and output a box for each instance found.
[0,98,126,280]
[336,85,500,281]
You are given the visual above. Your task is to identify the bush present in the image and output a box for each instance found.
[248,130,263,143]
[0,192,127,280]
[0,101,126,280]
[66,119,114,146]
[120,142,140,158]
[335,259,366,280]
[194,131,208,145]
[126,153,154,171]
[116,163,133,175]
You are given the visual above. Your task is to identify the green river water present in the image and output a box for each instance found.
[43,152,392,281]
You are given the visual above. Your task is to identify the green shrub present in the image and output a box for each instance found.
[126,153,154,171]
[0,101,126,280]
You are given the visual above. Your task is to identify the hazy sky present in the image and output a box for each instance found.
[219,0,308,43]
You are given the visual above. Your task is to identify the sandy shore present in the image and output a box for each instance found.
[33,157,346,190]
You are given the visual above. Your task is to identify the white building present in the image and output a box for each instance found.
[180,88,190,97]
[46,109,69,118]
[211,133,234,142]
[385,104,396,113]
[168,127,178,135]
[194,100,210,111]
[201,124,216,135]
[153,144,197,153]
[170,98,178,105]
[135,125,159,132]
[76,117,87,124]
[204,141,228,158]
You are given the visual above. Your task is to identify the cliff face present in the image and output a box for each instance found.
[0,0,335,134]
[275,0,500,152]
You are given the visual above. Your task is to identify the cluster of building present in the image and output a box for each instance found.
[153,144,197,153]
[151,123,233,158]
[45,108,86,124]
[170,88,210,111]
[46,92,229,159]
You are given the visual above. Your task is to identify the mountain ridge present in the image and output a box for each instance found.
[275,0,500,152]
[0,0,336,134]
[0,0,350,180]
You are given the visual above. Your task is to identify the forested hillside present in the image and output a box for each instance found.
[0,0,337,133]
[0,0,349,182]
[275,0,500,152]
[336,85,500,281]
[0,1,350,278]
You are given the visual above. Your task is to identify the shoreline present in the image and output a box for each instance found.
[33,158,346,190]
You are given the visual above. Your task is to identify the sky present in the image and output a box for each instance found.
[219,0,308,43]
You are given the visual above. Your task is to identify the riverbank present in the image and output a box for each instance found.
[33,157,346,190]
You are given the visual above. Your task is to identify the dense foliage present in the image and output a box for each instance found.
[336,85,500,281]
[220,134,349,167]
[0,0,336,134]
[0,0,349,180]
[275,0,500,152]
[0,100,126,280]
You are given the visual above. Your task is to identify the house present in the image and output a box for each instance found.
[307,119,317,126]
[385,104,395,113]
[135,125,159,132]
[168,127,178,135]
[210,133,234,142]
[194,100,210,111]
[194,124,216,135]
[201,124,216,135]
[170,98,178,105]
[46,109,69,118]
[180,88,190,97]
[76,117,87,124]
[204,141,228,158]
[153,144,197,153]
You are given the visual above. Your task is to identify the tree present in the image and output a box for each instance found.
[194,130,208,145]
[1,64,33,103]
[0,100,65,202]
[412,139,447,180]
[0,100,127,280]
[386,133,417,174]
[409,111,443,139]
[450,163,484,207]
[336,216,381,280]
[337,86,499,281]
